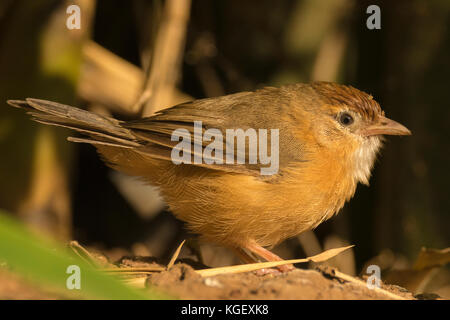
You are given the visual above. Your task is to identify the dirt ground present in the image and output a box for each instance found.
[0,269,63,300]
[0,257,417,300]
[144,263,415,300]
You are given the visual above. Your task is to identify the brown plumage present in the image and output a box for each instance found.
[7,82,410,272]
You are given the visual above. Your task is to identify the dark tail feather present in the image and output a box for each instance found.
[7,99,141,148]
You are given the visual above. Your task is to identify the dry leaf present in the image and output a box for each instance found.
[382,247,450,296]
[167,240,186,270]
[196,245,354,277]
[413,247,450,271]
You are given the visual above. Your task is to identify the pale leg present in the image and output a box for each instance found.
[244,240,295,273]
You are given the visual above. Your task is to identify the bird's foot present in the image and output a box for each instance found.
[254,263,295,276]
[276,263,296,273]
[254,268,282,276]
[235,241,297,275]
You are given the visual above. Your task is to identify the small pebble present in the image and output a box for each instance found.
[203,277,223,288]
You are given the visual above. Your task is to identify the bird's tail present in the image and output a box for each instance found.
[7,98,141,149]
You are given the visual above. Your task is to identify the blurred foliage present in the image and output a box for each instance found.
[0,0,89,239]
[0,210,167,299]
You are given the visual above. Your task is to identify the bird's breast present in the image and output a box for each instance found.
[155,141,365,248]
[279,151,358,228]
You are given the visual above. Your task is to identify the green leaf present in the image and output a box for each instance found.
[0,210,169,299]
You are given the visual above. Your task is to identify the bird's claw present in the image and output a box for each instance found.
[254,263,296,276]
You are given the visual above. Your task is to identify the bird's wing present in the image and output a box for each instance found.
[8,86,308,178]
[125,87,306,177]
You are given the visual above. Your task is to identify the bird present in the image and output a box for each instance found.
[8,82,411,272]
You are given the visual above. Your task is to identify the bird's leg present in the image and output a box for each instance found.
[244,240,295,273]
[232,247,281,276]
[185,238,205,265]
[233,247,257,264]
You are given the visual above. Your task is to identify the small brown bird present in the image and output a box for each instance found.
[8,82,410,272]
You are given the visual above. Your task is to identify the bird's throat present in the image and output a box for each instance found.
[352,136,382,185]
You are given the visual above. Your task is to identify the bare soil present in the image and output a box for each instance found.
[0,255,416,300]
[144,263,415,300]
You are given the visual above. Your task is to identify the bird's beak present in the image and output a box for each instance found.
[363,115,411,136]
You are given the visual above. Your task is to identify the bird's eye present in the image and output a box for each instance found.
[338,112,354,126]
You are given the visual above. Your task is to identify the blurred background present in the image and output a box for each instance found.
[0,0,448,296]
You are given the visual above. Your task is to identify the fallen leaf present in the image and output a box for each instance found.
[196,245,354,277]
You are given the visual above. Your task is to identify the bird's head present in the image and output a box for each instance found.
[308,82,411,185]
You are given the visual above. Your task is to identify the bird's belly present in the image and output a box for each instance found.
[160,165,357,248]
